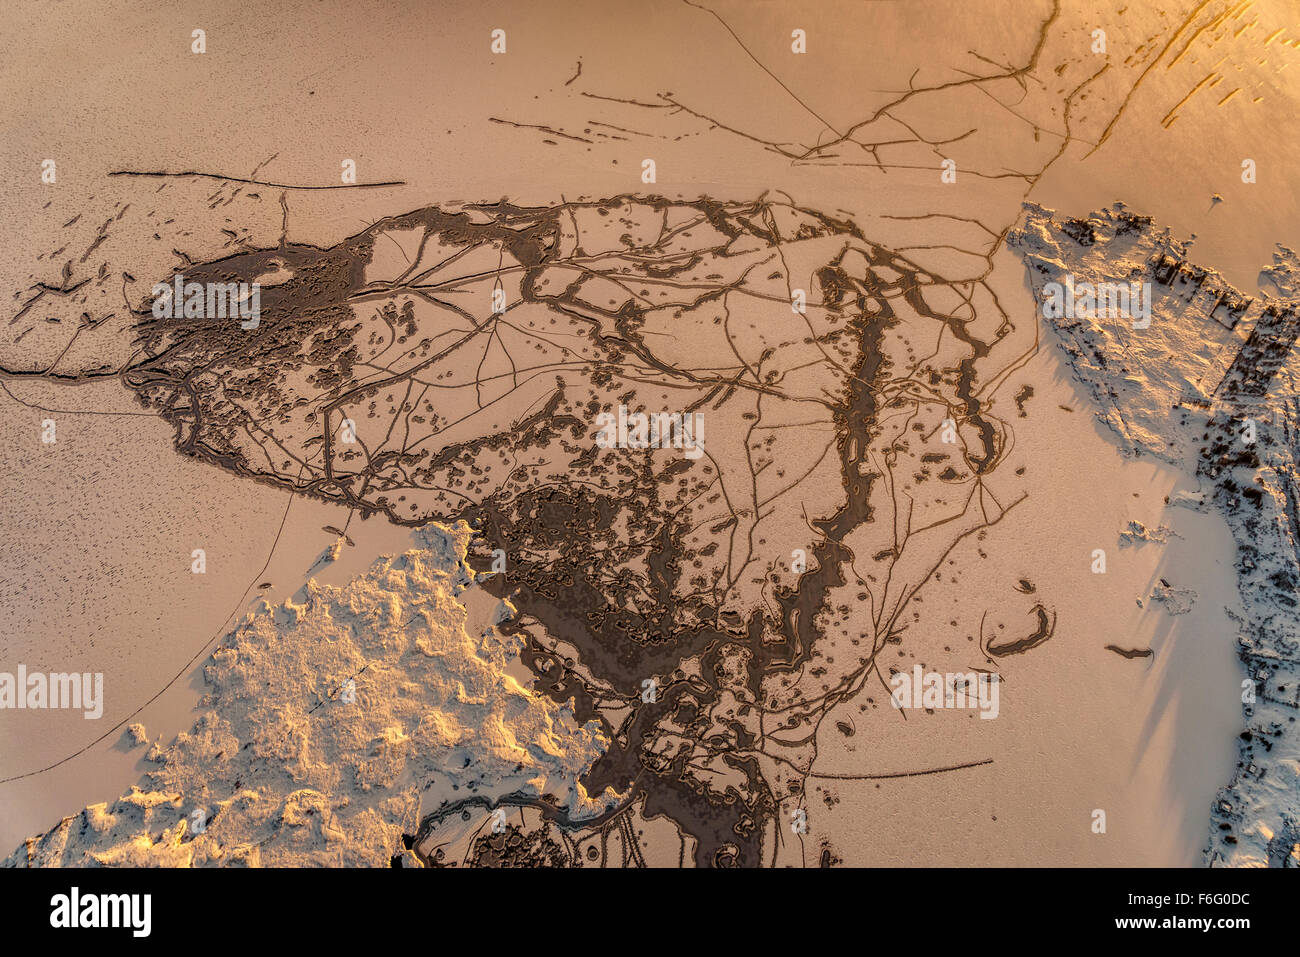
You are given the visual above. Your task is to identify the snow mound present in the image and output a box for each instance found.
[6,522,617,867]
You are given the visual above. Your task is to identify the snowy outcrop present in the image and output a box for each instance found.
[6,522,616,867]
[1011,204,1300,868]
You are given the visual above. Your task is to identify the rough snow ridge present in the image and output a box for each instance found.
[5,522,617,867]
[1011,204,1300,868]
